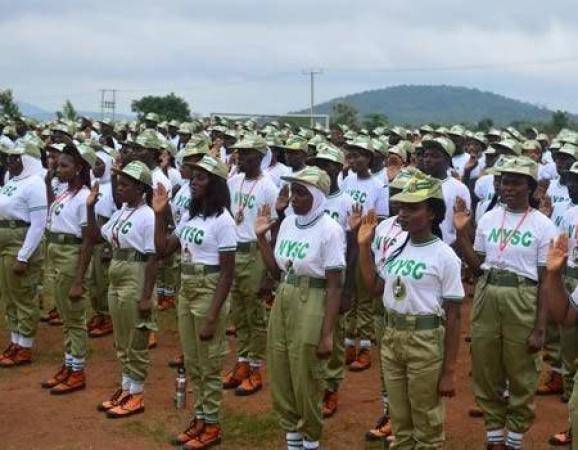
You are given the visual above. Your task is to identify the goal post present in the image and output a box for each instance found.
[209,112,330,129]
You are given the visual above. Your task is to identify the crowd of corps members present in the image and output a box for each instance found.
[2,112,578,449]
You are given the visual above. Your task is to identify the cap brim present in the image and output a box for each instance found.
[111,167,151,186]
[496,168,537,181]
[390,191,433,203]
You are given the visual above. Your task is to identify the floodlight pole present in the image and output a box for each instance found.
[303,69,322,127]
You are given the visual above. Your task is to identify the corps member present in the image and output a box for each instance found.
[156,156,236,450]
[0,142,47,367]
[222,135,279,396]
[255,166,344,450]
[41,143,96,395]
[455,156,557,449]
[87,161,158,418]
[358,172,463,449]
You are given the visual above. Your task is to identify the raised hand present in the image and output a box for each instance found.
[453,196,471,231]
[539,195,553,218]
[357,209,378,245]
[348,203,363,231]
[86,181,100,207]
[255,204,276,237]
[152,184,169,214]
[276,184,290,213]
[546,233,569,273]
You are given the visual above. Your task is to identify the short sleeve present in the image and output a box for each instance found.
[441,252,465,302]
[77,192,88,227]
[264,183,279,221]
[26,179,47,212]
[216,213,238,252]
[375,184,389,218]
[538,219,558,266]
[459,183,472,209]
[473,218,487,254]
[322,223,346,272]
[142,213,156,254]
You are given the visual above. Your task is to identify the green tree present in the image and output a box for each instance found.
[131,92,191,122]
[476,118,493,132]
[330,102,359,129]
[550,110,570,134]
[362,113,388,131]
[57,99,77,121]
[0,89,21,119]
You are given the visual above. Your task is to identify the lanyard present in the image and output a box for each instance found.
[47,188,79,230]
[497,207,530,257]
[111,203,143,248]
[235,174,261,225]
[378,219,404,267]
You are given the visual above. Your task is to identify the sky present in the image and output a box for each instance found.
[1,0,578,116]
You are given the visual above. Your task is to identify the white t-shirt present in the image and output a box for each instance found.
[324,190,354,232]
[341,172,389,217]
[0,174,46,222]
[474,174,495,202]
[474,206,557,281]
[47,187,90,238]
[371,216,408,271]
[441,177,471,245]
[539,162,557,181]
[167,167,184,189]
[275,214,345,279]
[379,237,464,316]
[228,172,279,243]
[265,162,291,189]
[547,178,571,228]
[559,205,578,269]
[475,198,501,224]
[171,182,191,225]
[101,204,155,254]
[452,153,470,178]
[152,167,173,198]
[94,181,117,219]
[175,209,237,266]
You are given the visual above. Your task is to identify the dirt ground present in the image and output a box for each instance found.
[0,300,570,450]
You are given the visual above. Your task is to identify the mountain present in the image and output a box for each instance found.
[17,102,135,122]
[296,85,569,126]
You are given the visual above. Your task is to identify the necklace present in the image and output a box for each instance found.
[111,202,144,248]
[496,207,530,268]
[234,174,261,225]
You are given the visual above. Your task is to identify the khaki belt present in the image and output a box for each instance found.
[283,272,326,289]
[566,266,578,280]
[112,248,150,262]
[181,264,220,275]
[486,269,537,287]
[46,232,82,245]
[385,310,441,331]
[0,219,29,229]
[237,241,257,252]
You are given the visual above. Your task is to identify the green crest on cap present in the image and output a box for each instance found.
[281,135,309,152]
[495,155,538,181]
[281,166,331,195]
[115,160,152,187]
[521,140,541,153]
[188,155,229,180]
[177,139,210,159]
[491,139,522,156]
[389,167,419,190]
[230,134,268,154]
[391,172,443,203]
[448,125,467,137]
[346,136,374,154]
[310,143,345,165]
[558,143,578,160]
[144,112,160,123]
[135,129,162,150]
[470,132,488,146]
[422,136,456,157]
[177,122,195,135]
[76,143,98,169]
[0,142,42,159]
[390,126,408,140]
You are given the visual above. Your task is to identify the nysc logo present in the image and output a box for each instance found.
[0,184,17,197]
[180,226,205,245]
[277,239,310,260]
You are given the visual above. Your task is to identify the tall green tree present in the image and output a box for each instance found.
[0,89,21,119]
[550,110,570,134]
[330,102,359,129]
[362,113,388,131]
[58,99,77,121]
[476,118,494,132]
[131,92,191,122]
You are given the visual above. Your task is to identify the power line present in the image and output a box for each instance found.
[302,69,323,127]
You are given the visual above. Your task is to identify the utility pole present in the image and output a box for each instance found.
[302,69,322,127]
[99,89,117,120]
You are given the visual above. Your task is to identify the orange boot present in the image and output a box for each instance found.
[0,345,32,368]
[0,342,18,364]
[148,332,158,349]
[41,365,70,389]
[321,390,338,418]
[349,348,371,372]
[106,393,145,418]
[365,414,393,442]
[183,423,222,450]
[90,314,113,338]
[97,388,129,412]
[235,367,262,396]
[50,370,86,395]
[171,418,206,446]
[222,361,250,389]
[537,370,564,396]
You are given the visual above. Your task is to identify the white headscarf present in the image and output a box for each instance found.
[12,154,44,181]
[95,150,113,184]
[295,182,326,226]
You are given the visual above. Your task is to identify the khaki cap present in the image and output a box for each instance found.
[372,138,389,157]
[447,125,467,137]
[521,140,542,153]
[390,126,408,140]
[52,122,74,136]
[187,155,229,180]
[491,138,522,156]
[177,122,196,134]
[177,140,210,159]
[266,133,283,148]
[568,161,578,176]
[168,120,180,128]
[281,135,309,153]
[389,167,419,190]
[391,172,444,203]
[309,143,345,165]
[281,165,331,195]
[419,124,435,134]
[558,143,578,159]
[346,135,374,154]
[421,136,456,157]
[486,128,502,138]
[144,112,160,123]
[470,132,488,146]
[135,129,162,150]
[113,160,152,187]
[308,134,327,148]
[536,133,550,144]
[76,143,98,169]
[230,134,268,154]
[505,126,524,142]
[0,142,42,159]
[495,155,538,181]
[389,143,408,161]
